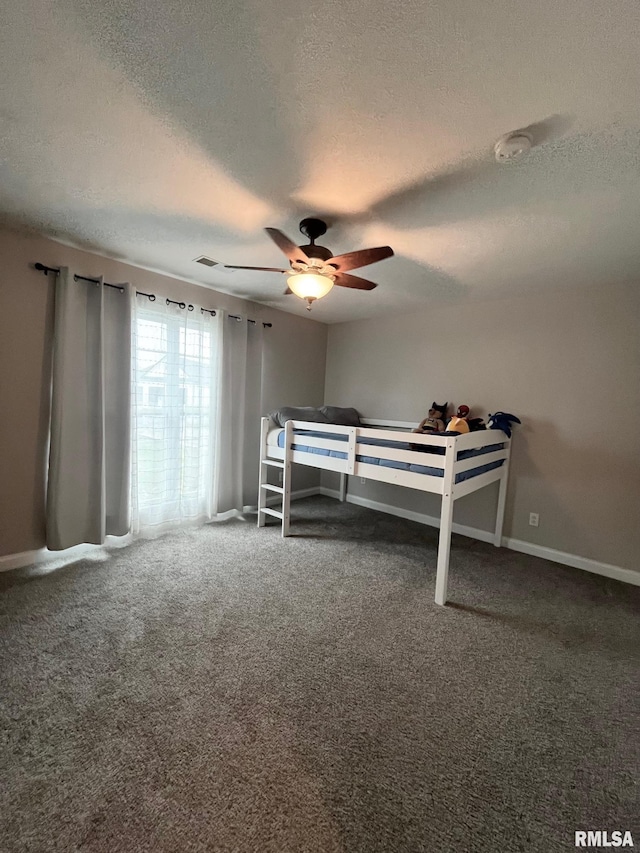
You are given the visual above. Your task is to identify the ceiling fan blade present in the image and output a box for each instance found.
[333,272,378,291]
[265,227,311,264]
[328,246,394,272]
[334,113,575,230]
[223,264,287,272]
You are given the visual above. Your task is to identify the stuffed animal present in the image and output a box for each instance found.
[413,401,448,434]
[487,411,521,438]
[445,405,487,433]
[468,417,487,431]
[459,405,487,432]
[446,404,471,434]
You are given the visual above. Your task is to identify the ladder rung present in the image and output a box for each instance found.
[261,459,284,468]
[260,507,283,519]
[261,484,284,494]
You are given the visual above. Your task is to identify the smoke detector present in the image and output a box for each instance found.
[494,131,532,162]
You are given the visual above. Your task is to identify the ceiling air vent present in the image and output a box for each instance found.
[194,255,219,267]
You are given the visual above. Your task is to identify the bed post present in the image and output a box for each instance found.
[282,420,293,537]
[493,434,511,547]
[339,473,347,502]
[435,437,457,606]
[257,417,269,528]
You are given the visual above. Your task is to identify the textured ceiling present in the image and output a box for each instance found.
[1,0,640,323]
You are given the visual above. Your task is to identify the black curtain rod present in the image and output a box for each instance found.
[166,298,194,311]
[34,263,272,326]
[229,314,272,328]
[35,263,155,301]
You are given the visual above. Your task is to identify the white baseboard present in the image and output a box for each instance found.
[501,537,639,587]
[0,488,324,573]
[4,488,636,588]
[0,548,43,571]
[286,486,322,502]
[0,541,107,573]
[320,487,495,543]
[243,486,321,514]
[320,487,639,588]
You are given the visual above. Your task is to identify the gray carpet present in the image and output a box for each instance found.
[1,496,638,853]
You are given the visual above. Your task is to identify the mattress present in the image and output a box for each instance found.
[268,428,504,483]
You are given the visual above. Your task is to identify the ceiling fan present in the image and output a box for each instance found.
[224,218,394,309]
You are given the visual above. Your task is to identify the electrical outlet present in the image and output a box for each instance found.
[360,477,366,484]
[529,512,539,527]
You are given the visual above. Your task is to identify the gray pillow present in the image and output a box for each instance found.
[320,406,361,427]
[269,406,329,427]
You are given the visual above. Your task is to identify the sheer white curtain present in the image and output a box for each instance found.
[46,268,132,550]
[243,319,265,508]
[130,297,220,534]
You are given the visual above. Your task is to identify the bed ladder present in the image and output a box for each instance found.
[257,418,292,536]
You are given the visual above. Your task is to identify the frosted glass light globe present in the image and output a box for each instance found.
[287,272,334,301]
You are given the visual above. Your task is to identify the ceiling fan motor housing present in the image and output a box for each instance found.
[299,217,328,242]
[299,243,333,261]
[294,218,334,266]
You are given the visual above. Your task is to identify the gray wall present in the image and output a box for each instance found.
[323,284,640,574]
[0,226,328,558]
[3,219,638,576]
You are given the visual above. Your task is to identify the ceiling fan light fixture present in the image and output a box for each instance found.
[287,271,334,308]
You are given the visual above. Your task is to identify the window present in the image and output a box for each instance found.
[147,385,164,407]
[131,302,219,532]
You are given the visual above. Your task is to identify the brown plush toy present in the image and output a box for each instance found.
[413,401,448,435]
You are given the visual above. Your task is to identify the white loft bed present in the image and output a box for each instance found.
[257,416,512,605]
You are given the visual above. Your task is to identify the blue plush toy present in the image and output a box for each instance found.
[487,411,521,438]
